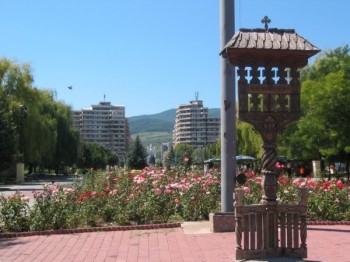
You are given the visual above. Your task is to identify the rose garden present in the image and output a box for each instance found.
[1,165,349,233]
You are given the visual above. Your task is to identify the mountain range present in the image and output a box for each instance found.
[128,108,220,134]
[127,108,220,148]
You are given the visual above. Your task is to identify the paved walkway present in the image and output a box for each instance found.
[0,223,349,262]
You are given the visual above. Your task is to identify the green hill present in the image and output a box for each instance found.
[127,108,220,151]
[128,109,176,134]
[128,108,220,134]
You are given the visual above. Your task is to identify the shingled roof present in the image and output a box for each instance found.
[221,28,320,66]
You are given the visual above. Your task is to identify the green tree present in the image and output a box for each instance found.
[236,119,262,157]
[279,46,350,175]
[0,96,16,171]
[191,143,219,165]
[0,58,80,171]
[127,135,147,169]
[165,145,175,168]
[78,142,117,169]
[174,144,193,166]
[52,102,80,169]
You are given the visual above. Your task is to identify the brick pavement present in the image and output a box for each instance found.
[0,225,349,262]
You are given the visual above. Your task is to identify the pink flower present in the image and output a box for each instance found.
[63,188,74,195]
[51,186,59,194]
[335,198,340,203]
[155,188,162,195]
[248,171,255,179]
[164,189,172,195]
[255,176,262,184]
[336,180,344,190]
[174,198,180,204]
[293,178,302,187]
[307,179,316,189]
[109,189,117,195]
[184,157,190,163]
[242,187,251,194]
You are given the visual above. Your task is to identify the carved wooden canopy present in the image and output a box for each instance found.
[221,28,320,143]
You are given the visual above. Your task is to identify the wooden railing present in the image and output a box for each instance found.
[235,188,308,260]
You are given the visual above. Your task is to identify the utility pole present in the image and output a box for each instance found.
[220,0,236,212]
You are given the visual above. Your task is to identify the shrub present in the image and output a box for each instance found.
[0,191,30,232]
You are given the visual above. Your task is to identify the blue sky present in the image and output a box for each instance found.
[1,0,349,117]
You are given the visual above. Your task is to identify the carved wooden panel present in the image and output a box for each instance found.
[235,189,308,260]
[237,66,301,143]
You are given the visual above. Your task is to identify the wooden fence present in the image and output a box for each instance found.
[235,188,308,260]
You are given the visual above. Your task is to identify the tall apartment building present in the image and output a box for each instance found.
[173,98,220,148]
[72,102,130,158]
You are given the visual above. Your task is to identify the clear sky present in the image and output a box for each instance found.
[1,0,349,117]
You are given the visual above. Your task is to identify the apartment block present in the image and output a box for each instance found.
[173,99,220,148]
[72,102,130,158]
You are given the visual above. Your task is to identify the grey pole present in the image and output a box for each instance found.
[220,0,236,212]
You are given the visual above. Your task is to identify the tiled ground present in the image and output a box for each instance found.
[0,225,349,262]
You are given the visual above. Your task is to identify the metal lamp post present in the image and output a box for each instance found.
[16,104,26,183]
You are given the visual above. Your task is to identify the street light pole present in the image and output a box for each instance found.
[220,0,236,212]
[16,104,26,183]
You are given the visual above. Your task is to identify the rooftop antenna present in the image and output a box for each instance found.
[103,94,106,101]
[195,91,199,100]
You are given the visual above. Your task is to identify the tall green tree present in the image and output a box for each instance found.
[0,58,80,171]
[78,142,117,169]
[0,95,16,171]
[127,135,147,169]
[165,145,175,168]
[279,46,350,170]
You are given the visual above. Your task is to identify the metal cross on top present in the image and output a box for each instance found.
[261,16,271,31]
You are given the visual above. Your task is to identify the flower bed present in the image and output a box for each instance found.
[0,167,220,232]
[0,167,349,233]
[241,172,350,221]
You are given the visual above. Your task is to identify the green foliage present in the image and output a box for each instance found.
[236,119,263,157]
[174,144,193,166]
[127,135,148,169]
[0,58,80,170]
[165,145,175,168]
[0,97,16,171]
[0,192,30,232]
[78,142,118,169]
[30,184,81,230]
[131,132,172,158]
[279,46,350,164]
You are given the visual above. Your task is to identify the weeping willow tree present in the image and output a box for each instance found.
[0,58,80,171]
[236,119,263,157]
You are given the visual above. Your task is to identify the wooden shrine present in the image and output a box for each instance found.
[220,17,320,260]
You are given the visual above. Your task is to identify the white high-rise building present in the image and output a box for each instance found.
[72,102,130,158]
[173,98,220,148]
